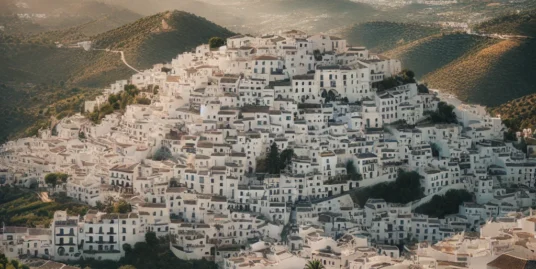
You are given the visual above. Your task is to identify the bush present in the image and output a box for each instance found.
[352,170,423,207]
[153,147,173,161]
[415,189,473,218]
[430,101,457,124]
[208,37,225,49]
[136,97,151,105]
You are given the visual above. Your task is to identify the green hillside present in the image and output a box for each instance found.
[94,10,235,68]
[383,33,497,80]
[481,10,536,131]
[343,21,441,52]
[475,9,536,37]
[376,10,536,108]
[104,0,381,34]
[418,9,536,107]
[423,38,536,106]
[491,93,536,131]
[1,0,142,33]
[0,187,88,227]
[0,10,234,141]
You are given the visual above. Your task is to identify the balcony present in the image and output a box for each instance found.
[84,249,120,254]
[95,240,117,244]
[55,232,75,236]
[56,241,76,246]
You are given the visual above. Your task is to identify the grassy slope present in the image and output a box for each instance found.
[491,93,536,131]
[0,42,132,86]
[475,9,536,37]
[484,9,536,130]
[0,187,88,227]
[423,39,536,106]
[343,21,441,52]
[383,33,498,81]
[420,9,536,107]
[94,10,235,68]
[0,10,234,141]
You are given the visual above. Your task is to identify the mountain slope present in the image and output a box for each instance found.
[475,9,536,37]
[93,10,235,68]
[421,39,536,106]
[0,10,235,141]
[0,0,142,36]
[416,10,536,107]
[343,21,441,52]
[104,0,381,34]
[491,93,536,131]
[383,33,497,80]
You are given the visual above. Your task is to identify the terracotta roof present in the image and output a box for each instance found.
[487,254,536,269]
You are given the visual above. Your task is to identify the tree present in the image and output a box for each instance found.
[313,49,323,61]
[516,137,528,153]
[145,232,159,248]
[265,143,280,174]
[0,254,6,268]
[352,170,423,207]
[430,102,457,124]
[123,243,133,253]
[124,85,139,96]
[95,201,106,211]
[346,160,362,181]
[208,37,225,49]
[305,260,325,269]
[44,173,58,189]
[113,200,131,213]
[504,130,517,142]
[431,143,440,157]
[79,132,86,140]
[417,83,429,94]
[415,189,472,218]
[378,77,398,90]
[153,147,173,161]
[327,90,336,102]
[279,149,294,171]
[136,97,151,105]
[9,260,18,269]
[400,69,416,84]
[57,173,68,183]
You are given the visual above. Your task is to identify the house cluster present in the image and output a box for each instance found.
[1,30,536,268]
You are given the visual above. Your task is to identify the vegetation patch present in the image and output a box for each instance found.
[414,189,473,218]
[0,187,88,227]
[344,21,441,52]
[351,170,423,207]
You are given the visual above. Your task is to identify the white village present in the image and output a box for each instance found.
[1,30,535,269]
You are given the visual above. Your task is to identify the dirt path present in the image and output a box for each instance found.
[37,192,52,203]
[94,48,141,73]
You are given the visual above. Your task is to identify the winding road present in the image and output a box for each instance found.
[93,48,140,73]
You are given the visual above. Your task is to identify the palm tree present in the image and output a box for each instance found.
[304,260,325,269]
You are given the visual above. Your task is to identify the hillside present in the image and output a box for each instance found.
[0,187,88,227]
[104,0,381,34]
[475,9,536,37]
[93,10,235,68]
[491,93,536,131]
[343,21,441,52]
[383,33,497,80]
[0,0,142,35]
[422,38,536,106]
[0,10,234,141]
